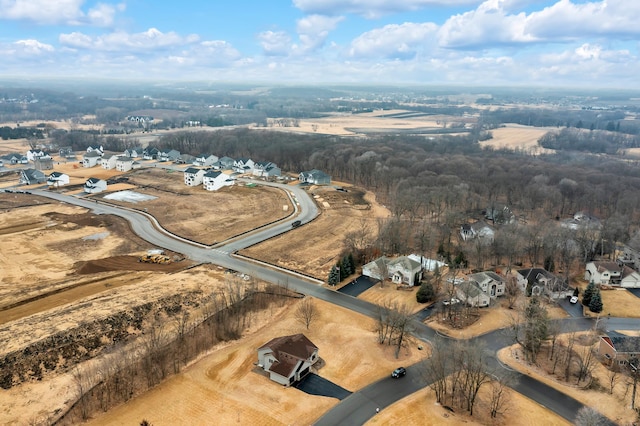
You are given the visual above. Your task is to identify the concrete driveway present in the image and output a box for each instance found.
[338,275,378,297]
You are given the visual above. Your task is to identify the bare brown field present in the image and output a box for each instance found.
[99,168,293,244]
[85,298,428,426]
[240,184,391,279]
[479,124,555,154]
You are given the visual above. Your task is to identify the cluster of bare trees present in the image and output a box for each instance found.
[56,280,296,424]
[424,336,515,418]
[375,302,413,358]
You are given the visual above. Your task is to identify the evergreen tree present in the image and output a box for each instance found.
[416,282,435,303]
[573,287,579,297]
[347,253,355,274]
[589,288,603,313]
[582,281,596,307]
[328,266,340,286]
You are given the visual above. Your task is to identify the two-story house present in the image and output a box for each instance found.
[362,255,422,287]
[101,154,118,170]
[82,151,102,168]
[193,154,218,167]
[517,268,572,299]
[257,334,319,386]
[467,271,506,298]
[184,167,206,186]
[115,156,135,172]
[233,158,254,174]
[203,170,235,191]
[46,171,70,187]
[585,261,640,288]
[253,161,281,178]
[84,177,107,194]
[299,169,331,185]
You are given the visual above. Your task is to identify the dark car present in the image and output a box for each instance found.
[291,220,302,228]
[391,367,406,378]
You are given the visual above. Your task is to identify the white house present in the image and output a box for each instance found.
[299,169,331,185]
[86,145,104,155]
[456,281,491,307]
[158,149,181,162]
[212,156,234,170]
[193,154,218,167]
[585,261,640,288]
[257,334,319,386]
[143,147,159,160]
[253,161,281,178]
[123,147,143,158]
[460,221,495,242]
[26,149,49,162]
[203,170,235,191]
[233,158,254,174]
[362,255,422,287]
[82,151,102,168]
[84,177,107,194]
[183,167,206,186]
[467,271,505,298]
[46,171,70,187]
[115,156,134,172]
[101,154,118,170]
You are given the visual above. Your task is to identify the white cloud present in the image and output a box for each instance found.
[59,28,199,51]
[350,22,438,59]
[257,30,291,56]
[294,14,344,53]
[439,0,640,49]
[293,0,480,18]
[13,39,55,54]
[0,0,123,26]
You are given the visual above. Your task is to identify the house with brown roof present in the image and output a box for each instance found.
[257,334,319,386]
[362,255,423,287]
[599,333,640,367]
[585,261,640,288]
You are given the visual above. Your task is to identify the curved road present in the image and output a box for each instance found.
[30,184,636,426]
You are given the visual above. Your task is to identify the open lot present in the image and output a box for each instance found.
[479,124,555,154]
[85,298,428,426]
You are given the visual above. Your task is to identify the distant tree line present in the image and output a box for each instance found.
[539,128,640,154]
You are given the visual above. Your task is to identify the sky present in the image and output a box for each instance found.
[0,0,639,88]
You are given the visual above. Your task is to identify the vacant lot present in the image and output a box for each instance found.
[85,298,428,426]
[479,124,555,154]
[240,184,390,279]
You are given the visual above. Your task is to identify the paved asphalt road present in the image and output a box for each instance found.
[28,181,640,426]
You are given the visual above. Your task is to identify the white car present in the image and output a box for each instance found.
[570,296,579,304]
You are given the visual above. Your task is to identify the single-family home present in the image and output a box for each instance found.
[618,244,640,271]
[203,170,235,191]
[362,255,423,287]
[485,204,516,225]
[561,211,602,231]
[19,168,46,185]
[123,147,143,158]
[86,145,104,155]
[299,169,331,185]
[34,157,53,170]
[26,149,49,162]
[253,161,281,178]
[193,154,218,167]
[46,171,70,187]
[257,334,319,386]
[467,271,506,298]
[158,149,181,162]
[407,254,447,272]
[59,146,75,159]
[115,156,134,172]
[599,333,640,367]
[460,221,495,242]
[585,261,640,288]
[184,167,206,186]
[82,151,102,168]
[517,268,571,299]
[211,156,234,170]
[233,158,254,174]
[2,153,28,165]
[456,281,491,307]
[143,147,160,160]
[101,154,118,170]
[176,154,196,165]
[84,177,107,194]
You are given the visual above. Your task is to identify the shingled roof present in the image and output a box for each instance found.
[259,334,317,378]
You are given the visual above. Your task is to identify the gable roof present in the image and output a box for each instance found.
[49,171,66,178]
[86,177,103,184]
[458,281,484,298]
[387,256,421,272]
[204,170,222,178]
[468,271,505,285]
[259,334,317,378]
[184,167,202,174]
[605,335,640,354]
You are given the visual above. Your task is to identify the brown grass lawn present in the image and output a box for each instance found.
[584,288,640,319]
[498,340,637,425]
[85,298,429,426]
[479,124,555,154]
[368,381,571,426]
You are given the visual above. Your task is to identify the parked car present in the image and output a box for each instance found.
[391,367,406,378]
[442,298,460,306]
[570,295,579,304]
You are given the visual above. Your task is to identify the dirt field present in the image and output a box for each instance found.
[240,184,390,279]
[84,298,428,426]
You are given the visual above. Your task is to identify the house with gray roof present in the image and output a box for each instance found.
[467,271,506,298]
[203,170,235,191]
[599,333,640,367]
[84,177,107,194]
[47,171,70,187]
[19,168,46,185]
[212,156,234,170]
[517,267,571,299]
[184,167,206,186]
[456,281,490,307]
[257,334,319,386]
[83,151,102,168]
[299,169,331,185]
[362,255,422,287]
[193,154,218,167]
[585,261,640,288]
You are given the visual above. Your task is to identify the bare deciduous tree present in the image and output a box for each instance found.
[574,406,609,426]
[295,297,319,330]
[488,373,515,418]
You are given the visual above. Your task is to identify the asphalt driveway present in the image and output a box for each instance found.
[557,296,584,318]
[295,373,352,400]
[338,275,378,297]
